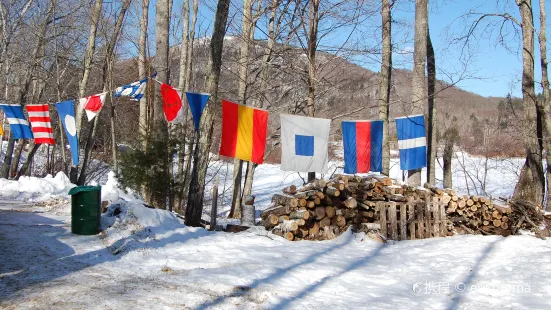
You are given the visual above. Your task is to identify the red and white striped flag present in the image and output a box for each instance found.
[26,104,55,145]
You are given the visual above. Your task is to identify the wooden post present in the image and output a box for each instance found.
[389,202,398,240]
[408,203,415,240]
[440,202,447,236]
[400,203,407,240]
[417,202,424,239]
[378,202,387,237]
[209,175,219,231]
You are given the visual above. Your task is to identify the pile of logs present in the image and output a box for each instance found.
[262,175,408,241]
[261,175,547,241]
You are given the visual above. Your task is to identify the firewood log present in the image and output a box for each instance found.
[309,222,320,236]
[264,214,279,228]
[290,210,310,220]
[278,215,290,222]
[298,198,307,208]
[343,197,358,208]
[324,186,340,197]
[292,218,306,226]
[307,201,316,209]
[314,206,326,220]
[424,183,444,196]
[493,219,502,227]
[319,216,331,228]
[326,206,336,219]
[280,220,299,232]
[261,205,291,220]
[294,190,317,199]
[333,215,346,227]
[283,185,297,195]
[272,194,299,208]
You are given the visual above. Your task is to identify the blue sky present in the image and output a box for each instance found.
[139,0,549,99]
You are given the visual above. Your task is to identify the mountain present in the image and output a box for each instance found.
[113,37,520,160]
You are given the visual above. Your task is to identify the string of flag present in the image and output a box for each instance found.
[0,75,428,175]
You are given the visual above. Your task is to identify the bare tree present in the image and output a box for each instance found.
[378,0,392,176]
[185,0,230,227]
[512,0,545,205]
[408,0,428,186]
[426,25,436,184]
[229,0,255,219]
[138,0,150,149]
[537,0,551,209]
[78,0,132,185]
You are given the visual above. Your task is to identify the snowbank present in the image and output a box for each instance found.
[0,171,75,201]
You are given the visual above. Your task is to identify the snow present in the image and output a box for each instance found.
[1,198,550,308]
[0,171,75,201]
[0,161,550,308]
[0,147,548,308]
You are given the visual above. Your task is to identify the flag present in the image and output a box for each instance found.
[185,92,210,131]
[219,100,268,164]
[79,92,106,121]
[341,120,383,174]
[26,104,55,145]
[369,120,384,172]
[56,100,79,166]
[395,114,427,170]
[114,78,147,100]
[161,83,184,123]
[280,114,331,174]
[0,104,33,139]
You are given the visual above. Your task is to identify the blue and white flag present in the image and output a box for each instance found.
[55,100,79,166]
[280,114,331,174]
[114,78,147,100]
[395,114,427,170]
[185,92,210,131]
[0,104,33,139]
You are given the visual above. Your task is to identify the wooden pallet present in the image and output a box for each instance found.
[376,199,448,240]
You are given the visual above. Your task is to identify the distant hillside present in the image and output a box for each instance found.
[113,37,520,160]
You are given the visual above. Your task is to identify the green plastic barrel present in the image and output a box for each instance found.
[69,186,102,235]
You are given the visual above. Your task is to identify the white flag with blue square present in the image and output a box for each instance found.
[280,114,331,174]
[395,114,427,170]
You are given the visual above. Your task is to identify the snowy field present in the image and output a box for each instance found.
[1,197,550,309]
[0,149,550,308]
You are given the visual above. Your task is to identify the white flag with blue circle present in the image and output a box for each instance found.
[113,78,147,100]
[395,114,427,170]
[280,114,331,174]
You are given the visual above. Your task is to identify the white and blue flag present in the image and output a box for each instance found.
[280,114,331,174]
[0,104,33,139]
[395,114,427,170]
[114,78,147,100]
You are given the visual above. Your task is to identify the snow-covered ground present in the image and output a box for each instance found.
[1,197,550,309]
[0,153,549,309]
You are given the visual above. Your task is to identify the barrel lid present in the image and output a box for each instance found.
[68,186,101,196]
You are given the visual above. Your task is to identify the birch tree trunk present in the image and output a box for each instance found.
[307,0,320,183]
[138,0,150,149]
[229,0,254,219]
[146,0,171,208]
[513,0,545,205]
[185,0,230,227]
[9,0,54,178]
[537,0,551,209]
[242,0,282,201]
[426,26,436,185]
[180,0,199,208]
[378,0,392,176]
[408,0,428,186]
[77,0,131,185]
[71,0,103,184]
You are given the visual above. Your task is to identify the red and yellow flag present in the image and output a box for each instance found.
[219,100,268,164]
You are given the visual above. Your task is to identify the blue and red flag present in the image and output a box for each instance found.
[341,120,384,174]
